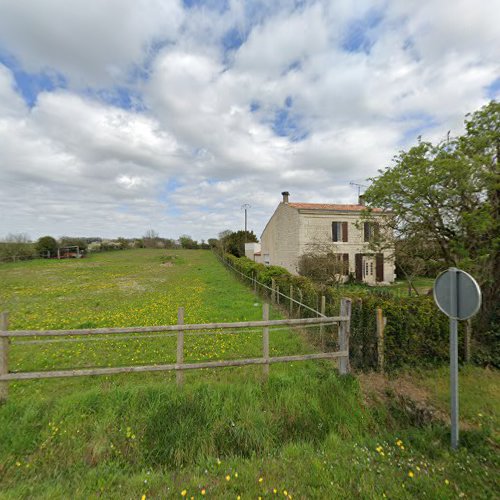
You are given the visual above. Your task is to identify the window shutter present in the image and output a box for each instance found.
[342,222,348,242]
[364,222,370,242]
[376,253,384,282]
[342,253,349,275]
[332,222,338,242]
[355,254,363,281]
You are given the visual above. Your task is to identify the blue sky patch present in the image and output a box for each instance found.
[222,27,246,52]
[250,100,260,113]
[183,0,229,13]
[341,8,384,54]
[398,112,439,144]
[485,77,500,99]
[0,50,67,107]
[84,86,146,111]
[272,105,308,142]
[128,39,172,83]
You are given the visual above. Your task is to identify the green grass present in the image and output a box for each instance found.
[341,277,435,297]
[0,250,498,499]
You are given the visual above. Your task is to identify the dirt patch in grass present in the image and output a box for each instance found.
[358,372,477,430]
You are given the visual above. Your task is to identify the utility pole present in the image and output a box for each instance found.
[241,204,251,243]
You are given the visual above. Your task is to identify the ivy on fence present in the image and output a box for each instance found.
[219,252,459,371]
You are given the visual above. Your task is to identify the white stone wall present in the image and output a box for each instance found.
[297,210,395,283]
[260,203,301,273]
[244,242,261,260]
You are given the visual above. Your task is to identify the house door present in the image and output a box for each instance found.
[362,256,376,285]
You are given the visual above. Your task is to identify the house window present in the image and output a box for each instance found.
[364,222,379,242]
[263,254,270,265]
[332,221,348,242]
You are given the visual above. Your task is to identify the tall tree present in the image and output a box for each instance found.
[364,101,499,332]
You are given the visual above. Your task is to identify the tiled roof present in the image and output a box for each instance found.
[288,203,382,212]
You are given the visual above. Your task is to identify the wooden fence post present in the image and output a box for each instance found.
[339,298,351,375]
[319,295,326,350]
[289,285,293,316]
[376,308,385,373]
[464,319,471,363]
[262,303,270,377]
[0,312,9,403]
[253,272,257,293]
[276,285,280,305]
[297,289,303,317]
[271,278,276,304]
[176,307,185,386]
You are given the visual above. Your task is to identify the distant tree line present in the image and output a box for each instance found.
[0,230,213,263]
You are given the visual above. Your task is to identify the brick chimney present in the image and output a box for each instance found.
[281,191,290,203]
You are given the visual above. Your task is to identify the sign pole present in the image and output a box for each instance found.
[449,268,459,449]
[434,267,481,450]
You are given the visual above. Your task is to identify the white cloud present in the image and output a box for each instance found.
[0,0,498,241]
[0,0,185,87]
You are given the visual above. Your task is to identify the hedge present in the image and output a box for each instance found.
[221,253,458,371]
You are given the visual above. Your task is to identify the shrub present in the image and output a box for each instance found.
[221,252,454,371]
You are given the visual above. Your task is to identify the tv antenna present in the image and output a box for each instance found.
[349,181,369,196]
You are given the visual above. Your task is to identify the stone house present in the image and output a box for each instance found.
[248,192,395,284]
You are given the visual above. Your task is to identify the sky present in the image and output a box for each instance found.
[0,0,499,242]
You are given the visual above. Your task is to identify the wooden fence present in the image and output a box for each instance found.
[0,300,351,402]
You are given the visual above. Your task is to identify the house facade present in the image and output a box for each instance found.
[256,192,395,284]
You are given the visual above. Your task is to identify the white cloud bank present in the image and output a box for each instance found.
[0,0,498,241]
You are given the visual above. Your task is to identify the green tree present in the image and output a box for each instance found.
[35,236,58,257]
[221,230,258,257]
[179,235,199,249]
[364,100,499,334]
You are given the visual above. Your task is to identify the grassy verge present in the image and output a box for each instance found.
[0,250,498,498]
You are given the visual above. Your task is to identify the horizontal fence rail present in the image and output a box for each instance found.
[0,316,346,338]
[0,352,349,382]
[0,302,351,402]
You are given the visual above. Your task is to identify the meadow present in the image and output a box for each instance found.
[0,249,498,499]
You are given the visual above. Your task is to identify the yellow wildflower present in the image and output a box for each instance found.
[235,472,238,478]
[141,495,146,500]
[408,471,414,478]
[445,479,450,485]
[259,477,263,483]
[201,489,206,496]
[226,475,231,481]
[181,490,187,497]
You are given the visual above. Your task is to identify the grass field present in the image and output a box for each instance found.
[0,250,498,499]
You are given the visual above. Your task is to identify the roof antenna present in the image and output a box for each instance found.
[349,181,368,197]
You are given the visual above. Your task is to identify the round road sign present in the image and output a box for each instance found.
[433,268,481,320]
